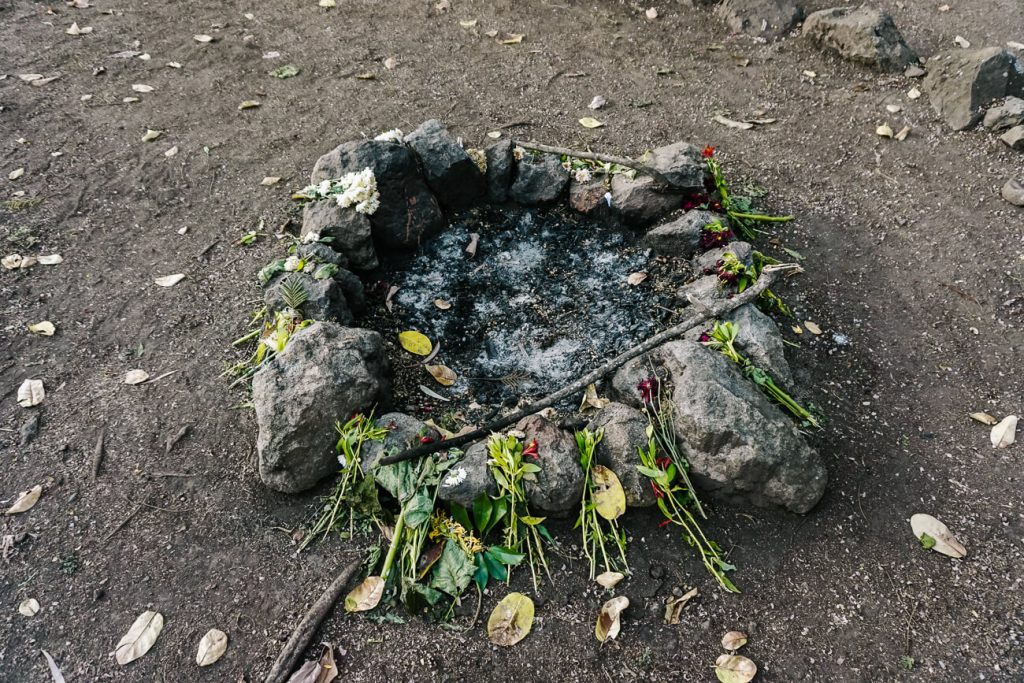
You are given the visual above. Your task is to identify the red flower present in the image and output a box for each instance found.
[419,436,434,444]
[658,519,672,528]
[522,439,539,460]
[701,146,716,159]
[650,480,663,499]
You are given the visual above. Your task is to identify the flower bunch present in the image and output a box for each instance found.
[715,252,746,285]
[699,220,734,250]
[430,510,485,555]
[373,128,404,142]
[715,251,793,316]
[284,254,316,274]
[701,146,792,239]
[299,167,381,215]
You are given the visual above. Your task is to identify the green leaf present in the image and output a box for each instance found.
[520,515,546,526]
[372,459,419,502]
[258,258,286,285]
[400,577,443,613]
[473,495,493,534]
[636,465,663,480]
[483,552,508,582]
[487,546,525,566]
[488,496,508,534]
[450,503,472,532]
[521,463,541,473]
[429,542,477,597]
[403,491,434,529]
[313,263,339,280]
[536,524,553,542]
[270,64,300,79]
[919,532,936,550]
[473,554,489,591]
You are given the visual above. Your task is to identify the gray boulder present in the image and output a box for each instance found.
[516,415,585,515]
[644,210,720,258]
[264,272,354,324]
[646,142,706,192]
[254,323,390,493]
[694,240,753,274]
[678,274,730,306]
[983,97,1024,132]
[484,139,514,203]
[569,179,613,220]
[301,201,378,271]
[586,403,658,508]
[922,48,1024,131]
[721,304,793,385]
[297,242,346,267]
[612,341,826,513]
[611,174,681,229]
[509,153,569,205]
[803,7,918,72]
[361,412,441,470]
[1002,179,1024,206]
[436,441,499,507]
[404,119,485,210]
[1001,126,1024,150]
[716,0,804,40]
[311,139,445,249]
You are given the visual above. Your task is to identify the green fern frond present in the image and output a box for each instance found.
[280,275,309,311]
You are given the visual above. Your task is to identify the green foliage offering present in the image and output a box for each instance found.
[703,322,819,428]
[716,251,792,317]
[574,428,628,579]
[279,274,309,311]
[705,150,793,240]
[449,495,526,591]
[224,309,312,383]
[313,263,339,280]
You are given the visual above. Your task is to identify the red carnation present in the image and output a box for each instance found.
[701,146,716,158]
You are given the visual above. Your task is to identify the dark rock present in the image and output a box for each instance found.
[311,139,445,249]
[484,139,514,203]
[254,322,389,493]
[644,210,720,258]
[404,119,485,210]
[516,415,585,515]
[509,153,570,206]
[693,240,753,273]
[297,242,346,267]
[922,48,1024,131]
[803,7,918,72]
[264,272,354,324]
[569,179,613,220]
[586,403,658,507]
[19,414,39,446]
[1001,125,1024,150]
[722,304,793,385]
[1003,179,1024,206]
[612,341,827,513]
[330,268,367,317]
[611,174,681,229]
[646,142,706,191]
[301,201,378,271]
[716,0,804,40]
[361,412,441,470]
[436,441,499,507]
[983,97,1024,132]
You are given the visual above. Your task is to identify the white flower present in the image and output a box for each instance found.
[317,179,332,196]
[283,255,300,271]
[603,191,613,207]
[335,167,380,215]
[302,231,321,244]
[467,148,487,173]
[443,467,468,488]
[374,128,404,142]
[302,260,316,273]
[573,167,593,184]
[512,146,525,161]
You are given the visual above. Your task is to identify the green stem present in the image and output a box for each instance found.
[728,211,794,223]
[380,508,405,581]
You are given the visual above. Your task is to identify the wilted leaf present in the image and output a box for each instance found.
[383,285,399,313]
[580,383,610,412]
[487,592,534,646]
[142,129,162,142]
[459,19,478,28]
[2,254,23,269]
[154,273,185,287]
[595,571,624,589]
[40,651,66,683]
[627,271,647,285]
[910,513,966,558]
[664,586,698,624]
[419,384,451,402]
[876,124,894,138]
[722,630,748,651]
[286,644,337,683]
[803,321,822,335]
[895,126,911,141]
[433,298,452,310]
[344,576,384,612]
[30,76,61,87]
[114,610,164,665]
[37,254,63,265]
[713,115,754,130]
[398,330,432,355]
[28,321,56,336]
[579,117,604,129]
[426,364,457,387]
[592,466,626,520]
[66,22,93,35]
[715,654,757,683]
[19,598,40,616]
[9,168,25,180]
[195,628,228,667]
[498,33,524,45]
[486,130,502,139]
[970,412,998,426]
[991,415,1017,448]
[271,64,300,79]
[131,84,154,93]
[6,485,42,514]
[125,369,150,385]
[261,176,282,187]
[595,595,629,642]
[238,100,261,110]
[17,379,45,408]
[193,34,214,43]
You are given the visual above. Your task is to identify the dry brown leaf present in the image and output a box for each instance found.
[713,115,754,130]
[344,576,384,612]
[803,321,822,335]
[488,592,534,646]
[19,598,41,617]
[154,273,185,287]
[991,415,1017,448]
[30,76,61,87]
[895,125,911,141]
[142,129,162,142]
[595,571,624,589]
[261,176,281,186]
[165,146,179,157]
[17,379,45,408]
[114,611,164,665]
[910,513,967,558]
[287,644,338,683]
[66,22,93,35]
[433,298,452,310]
[580,383,610,412]
[19,74,44,83]
[627,271,647,285]
[195,628,228,667]
[579,116,604,129]
[6,485,42,514]
[715,654,757,683]
[970,412,998,426]
[595,595,629,642]
[125,369,150,385]
[664,586,698,624]
[426,364,457,387]
[385,285,399,313]
[722,630,748,651]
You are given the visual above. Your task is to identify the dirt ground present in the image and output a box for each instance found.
[2,0,1023,680]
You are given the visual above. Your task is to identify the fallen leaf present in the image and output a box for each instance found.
[384,285,399,313]
[195,629,228,667]
[154,273,185,287]
[131,84,154,93]
[645,7,658,20]
[6,485,42,514]
[803,321,822,335]
[261,176,281,186]
[418,384,450,402]
[627,271,647,285]
[426,364,457,387]
[907,87,921,100]
[953,35,970,48]
[595,595,629,642]
[319,0,336,6]
[19,74,44,83]
[459,19,478,28]
[138,54,151,61]
[2,254,23,269]
[876,124,894,138]
[28,321,56,336]
[715,654,757,683]
[588,95,607,110]
[910,513,966,558]
[167,61,182,68]
[969,412,998,426]
[19,598,40,616]
[938,3,950,10]
[354,72,375,80]
[1009,41,1024,51]
[125,369,150,385]
[664,586,698,624]
[287,644,338,683]
[488,592,534,646]
[802,69,817,78]
[485,30,498,37]
[579,117,605,129]
[193,34,214,43]
[30,76,61,87]
[991,415,1017,448]
[17,379,45,408]
[486,130,502,139]
[722,630,748,651]
[398,330,432,356]
[114,610,164,665]
[40,651,66,683]
[142,129,162,142]
[37,254,63,265]
[433,298,452,310]
[595,571,624,589]
[344,576,384,612]
[8,168,25,180]
[886,104,903,113]
[271,65,300,79]
[124,97,140,104]
[592,466,626,520]
[383,57,398,70]
[580,383,610,412]
[165,146,179,157]
[498,33,524,45]
[713,115,754,130]
[66,22,93,35]
[895,125,911,141]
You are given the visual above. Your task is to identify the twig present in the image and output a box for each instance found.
[103,498,147,543]
[90,426,106,483]
[264,557,362,683]
[512,140,674,189]
[380,267,791,466]
[470,583,483,629]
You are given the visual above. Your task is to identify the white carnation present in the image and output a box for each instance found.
[283,255,300,272]
[443,467,468,488]
[374,128,404,142]
[573,168,593,183]
[302,231,321,244]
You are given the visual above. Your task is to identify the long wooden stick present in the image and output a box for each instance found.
[512,140,676,189]
[264,558,362,683]
[379,268,788,467]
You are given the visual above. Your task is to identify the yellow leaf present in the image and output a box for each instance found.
[579,117,604,129]
[498,33,524,45]
[803,321,822,335]
[580,383,610,412]
[969,412,997,426]
[238,100,261,110]
[592,465,626,520]
[426,364,457,386]
[595,595,629,642]
[487,592,534,646]
[595,571,624,589]
[399,330,433,356]
[714,654,757,683]
[344,576,384,612]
